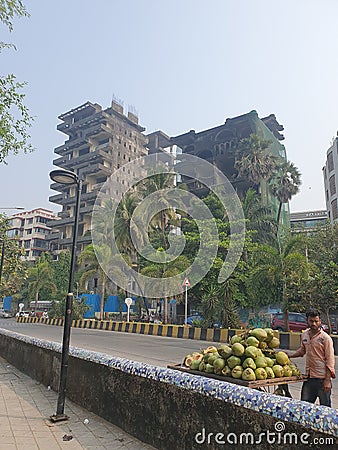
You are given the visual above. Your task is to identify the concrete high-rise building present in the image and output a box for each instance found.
[323,133,338,224]
[48,100,148,252]
[8,208,58,261]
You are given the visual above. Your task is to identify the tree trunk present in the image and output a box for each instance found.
[34,290,39,313]
[276,201,283,231]
[325,309,331,334]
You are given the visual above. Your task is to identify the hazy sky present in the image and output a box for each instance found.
[1,0,338,215]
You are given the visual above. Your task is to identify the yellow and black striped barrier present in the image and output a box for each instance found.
[16,316,338,354]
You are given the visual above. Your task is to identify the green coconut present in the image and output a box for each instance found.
[217,344,232,359]
[265,367,275,379]
[275,351,290,366]
[272,364,284,378]
[255,367,267,380]
[246,336,260,347]
[265,357,274,368]
[190,359,201,370]
[231,365,243,379]
[242,357,257,370]
[205,363,214,373]
[221,366,232,377]
[232,342,245,357]
[230,335,243,345]
[249,328,268,342]
[268,337,280,349]
[283,365,293,377]
[242,367,256,381]
[213,358,226,373]
[264,328,275,342]
[244,346,260,359]
[255,356,268,368]
[227,355,242,369]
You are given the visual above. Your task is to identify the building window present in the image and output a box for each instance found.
[329,175,336,195]
[331,198,338,220]
[328,152,334,172]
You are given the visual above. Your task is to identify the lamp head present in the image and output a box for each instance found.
[50,169,79,185]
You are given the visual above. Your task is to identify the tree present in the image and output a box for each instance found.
[141,250,190,324]
[0,214,27,297]
[78,243,111,320]
[52,251,70,301]
[305,224,338,331]
[247,234,309,330]
[27,255,57,311]
[234,134,277,199]
[0,0,33,163]
[270,161,301,227]
[242,188,277,245]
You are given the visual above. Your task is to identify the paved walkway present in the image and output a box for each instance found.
[0,357,156,450]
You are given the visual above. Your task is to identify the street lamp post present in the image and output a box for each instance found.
[49,169,82,422]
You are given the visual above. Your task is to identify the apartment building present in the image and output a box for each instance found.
[7,208,58,260]
[147,110,290,226]
[48,100,148,252]
[323,133,338,224]
[290,210,328,233]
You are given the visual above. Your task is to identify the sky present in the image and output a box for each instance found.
[1,0,338,215]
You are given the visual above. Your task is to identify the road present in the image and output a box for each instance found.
[0,318,337,408]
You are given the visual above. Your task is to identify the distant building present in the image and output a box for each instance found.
[147,110,290,226]
[290,210,328,233]
[7,208,58,261]
[323,133,338,224]
[48,100,148,252]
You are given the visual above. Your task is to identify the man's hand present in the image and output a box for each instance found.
[323,379,331,393]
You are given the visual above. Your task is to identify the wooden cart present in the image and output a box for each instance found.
[167,363,305,397]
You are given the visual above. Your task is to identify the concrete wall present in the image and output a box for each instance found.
[0,329,336,449]
[17,317,338,355]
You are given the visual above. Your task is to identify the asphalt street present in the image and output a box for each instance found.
[0,318,337,408]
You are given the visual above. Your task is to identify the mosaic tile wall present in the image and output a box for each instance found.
[0,328,336,437]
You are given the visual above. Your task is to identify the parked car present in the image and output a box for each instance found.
[15,311,30,318]
[0,309,13,318]
[271,312,329,332]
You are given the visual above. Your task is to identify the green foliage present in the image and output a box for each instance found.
[52,251,70,300]
[235,134,277,185]
[0,214,27,297]
[0,0,33,163]
[27,254,56,309]
[50,296,89,320]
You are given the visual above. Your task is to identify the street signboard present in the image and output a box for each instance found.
[182,277,190,287]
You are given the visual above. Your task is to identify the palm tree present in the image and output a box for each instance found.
[242,188,277,245]
[248,234,309,331]
[27,257,57,312]
[234,134,277,201]
[137,171,179,250]
[270,161,301,228]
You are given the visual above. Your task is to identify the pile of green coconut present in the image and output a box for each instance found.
[183,327,301,381]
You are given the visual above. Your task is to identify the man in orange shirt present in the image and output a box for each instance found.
[287,309,335,407]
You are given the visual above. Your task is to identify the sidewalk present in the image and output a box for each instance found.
[0,356,156,450]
